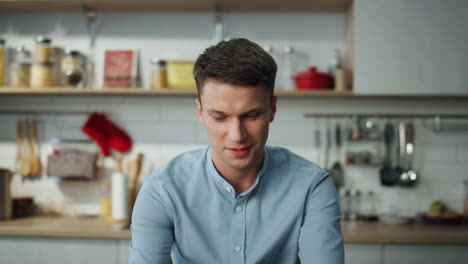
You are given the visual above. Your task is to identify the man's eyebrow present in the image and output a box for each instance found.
[207,109,226,115]
[207,107,265,116]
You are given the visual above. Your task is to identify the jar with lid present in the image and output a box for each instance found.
[30,63,53,88]
[0,39,5,87]
[150,57,167,89]
[34,36,52,63]
[9,45,32,88]
[61,50,85,87]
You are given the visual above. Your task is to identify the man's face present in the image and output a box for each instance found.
[196,79,277,173]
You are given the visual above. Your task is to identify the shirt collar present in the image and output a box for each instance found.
[206,145,270,199]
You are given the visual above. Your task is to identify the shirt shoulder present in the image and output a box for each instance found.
[145,147,208,188]
[266,145,328,185]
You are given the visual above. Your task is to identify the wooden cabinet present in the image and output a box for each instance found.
[354,0,468,95]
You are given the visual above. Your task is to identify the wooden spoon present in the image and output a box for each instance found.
[20,120,31,177]
[14,120,24,174]
[29,119,41,177]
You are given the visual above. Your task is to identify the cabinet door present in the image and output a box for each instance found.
[383,244,468,264]
[0,237,119,264]
[119,239,131,264]
[345,243,382,264]
[354,0,468,95]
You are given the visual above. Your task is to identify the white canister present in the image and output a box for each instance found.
[111,172,128,220]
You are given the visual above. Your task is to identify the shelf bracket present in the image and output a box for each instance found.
[212,4,224,44]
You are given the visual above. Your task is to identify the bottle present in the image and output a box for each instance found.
[327,49,342,89]
[262,45,281,90]
[281,46,296,91]
[150,57,167,89]
[111,154,128,221]
[99,183,111,218]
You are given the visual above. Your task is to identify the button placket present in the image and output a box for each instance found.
[229,197,247,263]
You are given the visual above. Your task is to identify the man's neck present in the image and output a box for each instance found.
[212,155,264,196]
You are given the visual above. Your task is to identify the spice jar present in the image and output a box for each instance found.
[9,46,32,88]
[61,50,84,87]
[150,57,167,89]
[34,36,52,63]
[30,63,53,88]
[9,63,31,87]
[0,39,5,86]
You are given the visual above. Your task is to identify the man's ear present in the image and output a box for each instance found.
[269,95,277,123]
[195,98,206,125]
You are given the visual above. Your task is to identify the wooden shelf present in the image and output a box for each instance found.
[0,0,352,12]
[2,87,468,100]
[0,87,356,97]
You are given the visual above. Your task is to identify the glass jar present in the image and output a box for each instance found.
[9,63,31,87]
[150,57,167,89]
[30,62,53,88]
[34,36,52,64]
[9,46,32,87]
[61,50,84,87]
[0,39,5,87]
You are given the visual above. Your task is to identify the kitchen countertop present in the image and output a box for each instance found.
[1,216,468,244]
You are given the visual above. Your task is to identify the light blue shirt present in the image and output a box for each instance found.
[130,145,344,264]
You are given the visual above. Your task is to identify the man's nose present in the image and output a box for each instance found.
[227,119,247,142]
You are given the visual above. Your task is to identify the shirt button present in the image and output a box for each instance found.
[235,206,243,212]
[226,187,233,193]
[234,245,241,252]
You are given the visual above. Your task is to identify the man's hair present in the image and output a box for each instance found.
[193,38,277,100]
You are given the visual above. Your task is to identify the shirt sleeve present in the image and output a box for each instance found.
[129,179,174,264]
[298,172,344,264]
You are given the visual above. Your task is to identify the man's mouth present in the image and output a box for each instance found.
[227,146,252,157]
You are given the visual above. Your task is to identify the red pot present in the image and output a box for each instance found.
[292,67,333,90]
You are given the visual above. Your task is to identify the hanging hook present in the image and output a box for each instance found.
[434,115,441,133]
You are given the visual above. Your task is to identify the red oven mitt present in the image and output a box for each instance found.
[81,112,132,156]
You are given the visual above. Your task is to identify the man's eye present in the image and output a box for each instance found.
[246,113,260,119]
[213,116,226,121]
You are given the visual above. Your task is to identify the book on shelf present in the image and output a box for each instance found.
[103,50,139,88]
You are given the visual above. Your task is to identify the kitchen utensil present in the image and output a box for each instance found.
[324,120,331,173]
[380,122,399,186]
[0,168,12,220]
[330,123,344,189]
[400,122,418,187]
[128,153,144,221]
[29,119,41,177]
[14,120,23,174]
[390,122,405,180]
[313,120,321,166]
[20,120,31,176]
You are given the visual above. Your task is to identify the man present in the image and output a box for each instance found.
[130,38,344,264]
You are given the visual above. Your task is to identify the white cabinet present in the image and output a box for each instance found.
[0,237,119,264]
[119,240,131,263]
[382,244,468,264]
[354,0,468,95]
[345,244,382,264]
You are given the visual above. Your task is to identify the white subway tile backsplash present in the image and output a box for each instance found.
[456,144,468,163]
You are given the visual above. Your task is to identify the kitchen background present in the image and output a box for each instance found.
[1,0,468,226]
